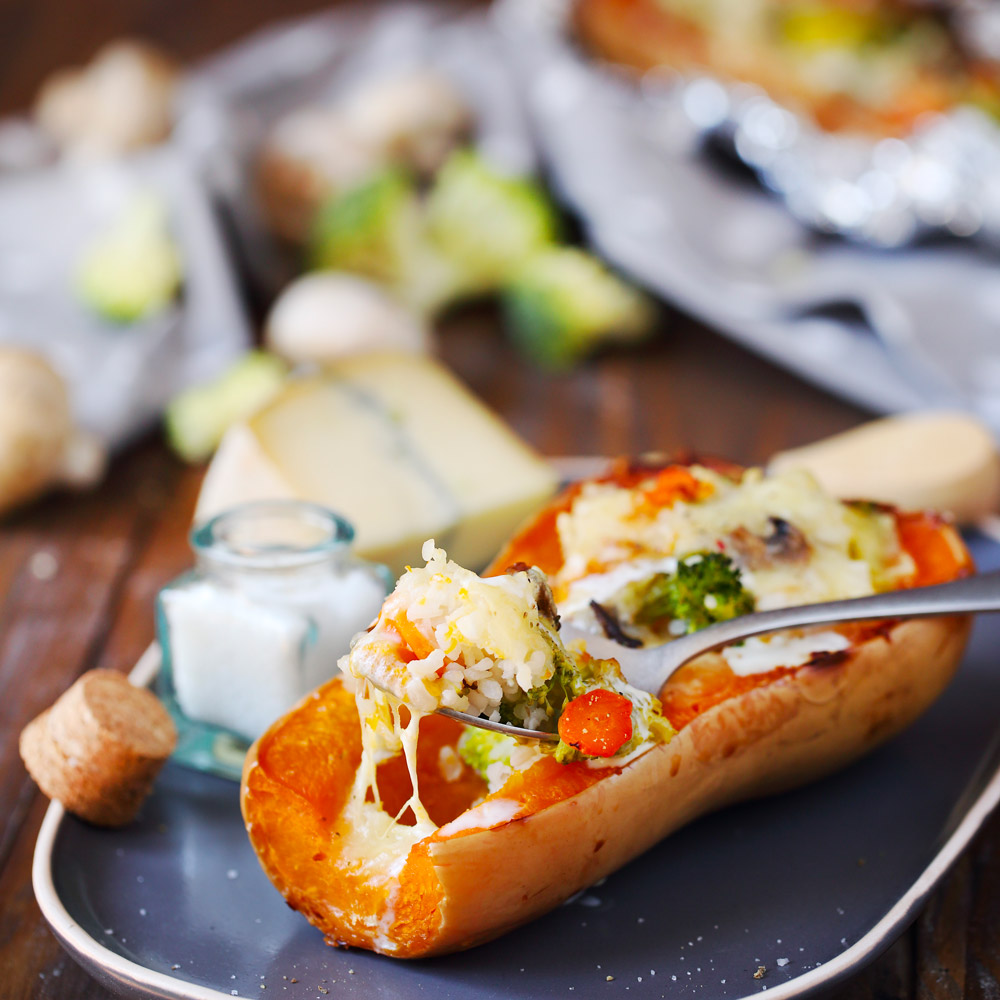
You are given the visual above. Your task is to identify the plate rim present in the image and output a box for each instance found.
[34,633,1000,999]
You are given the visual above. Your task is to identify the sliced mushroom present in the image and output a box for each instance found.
[727,517,810,570]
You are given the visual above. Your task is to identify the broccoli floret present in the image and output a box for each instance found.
[457,727,519,780]
[627,552,755,633]
[309,169,419,285]
[502,248,655,370]
[165,351,288,463]
[424,149,560,291]
[76,192,182,323]
[309,168,469,314]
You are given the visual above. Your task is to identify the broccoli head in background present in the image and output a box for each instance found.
[502,247,655,370]
[307,151,657,369]
[627,552,755,633]
[424,149,560,291]
[309,169,468,315]
[309,169,423,287]
[76,192,182,323]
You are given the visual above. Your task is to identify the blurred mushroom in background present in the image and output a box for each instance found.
[0,347,107,516]
[34,40,179,158]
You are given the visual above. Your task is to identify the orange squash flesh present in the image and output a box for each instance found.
[242,459,973,959]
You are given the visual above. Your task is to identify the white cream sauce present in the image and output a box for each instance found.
[721,630,851,677]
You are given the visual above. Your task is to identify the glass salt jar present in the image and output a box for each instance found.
[156,500,392,779]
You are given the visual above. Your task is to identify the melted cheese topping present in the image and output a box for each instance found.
[349,542,561,724]
[555,466,911,618]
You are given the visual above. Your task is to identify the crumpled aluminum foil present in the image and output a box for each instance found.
[0,145,250,448]
[175,2,537,298]
[500,0,1000,248]
[494,0,1000,429]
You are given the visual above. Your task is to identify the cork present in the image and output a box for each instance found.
[19,670,176,827]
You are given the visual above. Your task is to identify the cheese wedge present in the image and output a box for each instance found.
[195,353,557,576]
[769,411,1000,523]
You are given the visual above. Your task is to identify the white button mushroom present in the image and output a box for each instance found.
[265,273,430,365]
[34,40,178,158]
[0,347,107,516]
[341,70,472,176]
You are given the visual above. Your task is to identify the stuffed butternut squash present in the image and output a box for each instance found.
[242,458,972,958]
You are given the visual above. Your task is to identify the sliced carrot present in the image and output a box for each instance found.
[637,465,712,514]
[387,612,436,660]
[895,511,974,586]
[558,689,634,757]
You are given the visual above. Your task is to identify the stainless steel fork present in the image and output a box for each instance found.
[439,569,1000,743]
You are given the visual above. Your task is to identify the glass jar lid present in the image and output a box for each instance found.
[191,500,355,573]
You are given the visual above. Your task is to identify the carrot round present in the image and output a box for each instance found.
[558,689,634,757]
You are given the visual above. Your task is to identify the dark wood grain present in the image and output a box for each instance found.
[0,2,996,998]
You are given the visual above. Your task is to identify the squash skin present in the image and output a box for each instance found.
[242,612,970,957]
[242,459,974,957]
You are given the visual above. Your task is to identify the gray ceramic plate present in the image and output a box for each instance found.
[33,532,1000,1000]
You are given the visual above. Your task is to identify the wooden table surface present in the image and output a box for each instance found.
[0,2,997,998]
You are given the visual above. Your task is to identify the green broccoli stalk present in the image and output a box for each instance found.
[165,351,288,463]
[76,192,182,323]
[627,552,755,633]
[309,168,469,315]
[502,247,655,370]
[424,149,560,292]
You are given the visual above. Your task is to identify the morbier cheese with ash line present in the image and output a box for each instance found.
[196,353,557,576]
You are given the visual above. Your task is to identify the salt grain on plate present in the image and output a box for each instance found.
[227,869,239,879]
[29,551,59,581]
[777,959,789,967]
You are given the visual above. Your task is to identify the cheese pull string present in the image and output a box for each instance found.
[447,569,1000,742]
